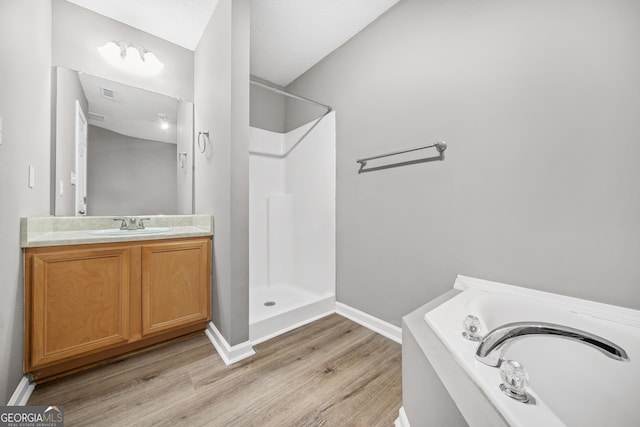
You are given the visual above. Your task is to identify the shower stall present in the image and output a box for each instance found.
[249,82,336,344]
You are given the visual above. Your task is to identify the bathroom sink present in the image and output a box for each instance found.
[88,227,170,236]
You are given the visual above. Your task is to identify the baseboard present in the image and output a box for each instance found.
[205,321,256,366]
[335,302,402,344]
[251,309,335,346]
[394,406,410,427]
[7,376,35,406]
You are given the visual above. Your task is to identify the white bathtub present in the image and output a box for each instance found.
[425,276,640,427]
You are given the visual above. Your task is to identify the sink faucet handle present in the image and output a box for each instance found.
[113,218,128,230]
[138,218,151,229]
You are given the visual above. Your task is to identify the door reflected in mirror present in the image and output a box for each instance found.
[53,66,194,216]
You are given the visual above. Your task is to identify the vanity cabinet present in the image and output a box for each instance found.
[24,237,211,382]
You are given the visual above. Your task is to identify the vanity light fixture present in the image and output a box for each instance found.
[98,41,164,75]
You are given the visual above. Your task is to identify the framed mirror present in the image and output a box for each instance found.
[52,66,194,216]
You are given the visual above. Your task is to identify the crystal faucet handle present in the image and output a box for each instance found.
[462,315,482,341]
[499,360,530,403]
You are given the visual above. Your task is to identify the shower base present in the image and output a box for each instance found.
[249,284,335,344]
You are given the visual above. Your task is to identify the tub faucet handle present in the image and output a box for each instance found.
[462,315,482,341]
[499,360,530,403]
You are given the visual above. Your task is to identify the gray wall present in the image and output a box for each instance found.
[249,75,286,133]
[0,0,51,404]
[287,0,640,326]
[52,0,194,102]
[176,100,194,214]
[54,66,88,216]
[195,0,250,346]
[87,126,177,216]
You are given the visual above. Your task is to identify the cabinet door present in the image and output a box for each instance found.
[141,239,211,336]
[29,246,131,368]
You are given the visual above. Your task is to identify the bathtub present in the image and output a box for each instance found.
[424,276,640,427]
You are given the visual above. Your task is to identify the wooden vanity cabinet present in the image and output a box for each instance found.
[24,237,211,383]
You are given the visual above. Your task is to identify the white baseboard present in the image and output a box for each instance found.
[251,309,335,346]
[7,376,35,406]
[335,302,402,344]
[208,302,401,364]
[394,406,410,427]
[205,321,256,366]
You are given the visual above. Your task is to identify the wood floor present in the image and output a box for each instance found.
[28,314,402,426]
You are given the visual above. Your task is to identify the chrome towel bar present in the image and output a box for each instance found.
[356,141,447,173]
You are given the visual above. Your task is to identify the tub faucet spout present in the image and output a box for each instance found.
[475,321,629,367]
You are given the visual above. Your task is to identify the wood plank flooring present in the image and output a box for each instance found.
[28,314,402,426]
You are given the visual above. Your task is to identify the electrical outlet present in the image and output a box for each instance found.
[60,180,64,196]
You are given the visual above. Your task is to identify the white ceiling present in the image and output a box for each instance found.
[66,0,219,50]
[250,0,400,86]
[79,73,178,144]
[65,0,400,86]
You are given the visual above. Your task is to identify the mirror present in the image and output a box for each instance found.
[52,66,193,216]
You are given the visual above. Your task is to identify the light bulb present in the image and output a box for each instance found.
[123,46,145,73]
[142,51,164,74]
[158,113,169,131]
[97,41,125,68]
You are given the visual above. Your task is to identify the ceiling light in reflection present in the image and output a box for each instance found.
[158,113,170,131]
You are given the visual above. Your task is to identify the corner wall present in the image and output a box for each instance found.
[176,100,194,214]
[194,0,250,345]
[249,76,286,133]
[0,0,52,404]
[287,0,640,326]
[53,66,88,216]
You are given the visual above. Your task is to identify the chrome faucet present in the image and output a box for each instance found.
[113,217,150,230]
[475,321,630,367]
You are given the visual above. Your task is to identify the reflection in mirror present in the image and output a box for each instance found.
[53,66,193,216]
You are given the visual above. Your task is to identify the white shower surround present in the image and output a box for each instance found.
[249,113,336,343]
